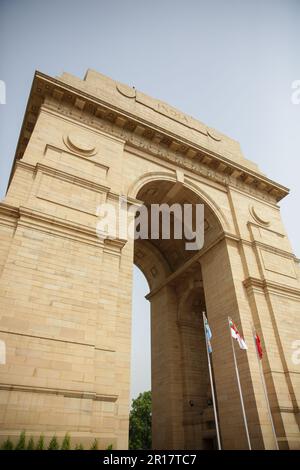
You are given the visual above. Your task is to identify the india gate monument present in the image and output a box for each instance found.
[0,70,299,450]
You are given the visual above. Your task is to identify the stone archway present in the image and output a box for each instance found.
[133,178,224,449]
[0,69,299,449]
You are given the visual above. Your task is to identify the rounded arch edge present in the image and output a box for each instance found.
[127,170,229,233]
[183,177,230,232]
[127,170,177,199]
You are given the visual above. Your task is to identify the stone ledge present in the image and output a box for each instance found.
[243,276,300,299]
[0,383,118,402]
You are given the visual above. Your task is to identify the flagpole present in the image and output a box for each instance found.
[202,312,222,450]
[228,317,252,450]
[252,326,279,450]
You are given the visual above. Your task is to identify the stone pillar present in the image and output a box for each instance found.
[201,238,268,449]
[150,285,184,449]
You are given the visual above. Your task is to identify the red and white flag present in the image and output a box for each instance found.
[229,319,248,350]
[254,331,263,359]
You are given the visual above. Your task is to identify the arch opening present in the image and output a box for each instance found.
[131,178,224,449]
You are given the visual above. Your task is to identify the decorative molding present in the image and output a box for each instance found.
[229,185,281,210]
[0,203,19,229]
[249,204,270,226]
[116,82,136,99]
[17,205,106,248]
[44,143,109,175]
[207,128,222,142]
[241,237,297,261]
[271,405,299,415]
[0,383,118,402]
[243,276,300,300]
[63,130,97,156]
[11,71,289,205]
[135,89,214,139]
[127,169,230,231]
[260,248,297,279]
[57,103,282,204]
[15,206,128,253]
[17,159,140,207]
[103,237,128,256]
[247,221,284,236]
[34,162,111,195]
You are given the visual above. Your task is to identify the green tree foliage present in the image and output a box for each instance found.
[74,443,84,450]
[129,391,151,450]
[15,430,26,450]
[0,433,106,451]
[27,436,35,450]
[1,438,14,450]
[90,438,98,450]
[36,434,45,450]
[61,433,71,450]
[48,435,59,450]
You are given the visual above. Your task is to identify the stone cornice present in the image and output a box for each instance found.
[0,202,19,230]
[15,160,141,207]
[271,406,299,415]
[0,202,19,219]
[44,142,110,173]
[34,161,111,194]
[0,203,128,251]
[240,237,299,262]
[40,100,284,206]
[243,276,300,300]
[18,205,105,247]
[10,71,289,204]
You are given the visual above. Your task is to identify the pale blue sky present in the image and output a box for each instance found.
[0,0,299,399]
